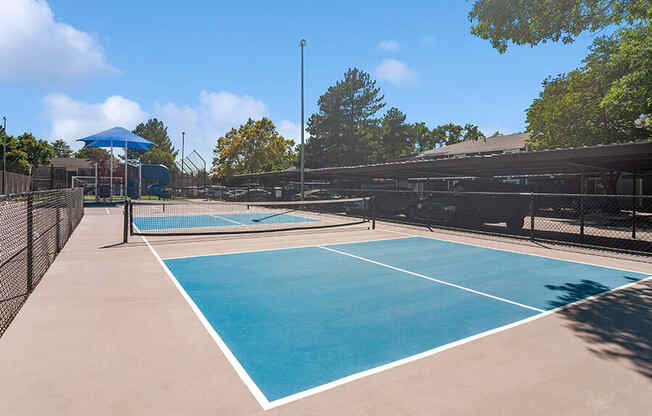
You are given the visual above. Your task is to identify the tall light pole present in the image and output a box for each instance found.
[2,116,6,195]
[181,131,185,188]
[299,39,306,201]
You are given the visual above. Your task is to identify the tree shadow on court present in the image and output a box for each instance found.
[546,278,652,379]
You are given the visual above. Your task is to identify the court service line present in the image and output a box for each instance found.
[319,246,544,313]
[377,224,652,276]
[137,231,272,410]
[162,236,409,260]
[211,214,244,225]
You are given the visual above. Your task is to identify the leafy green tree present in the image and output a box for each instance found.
[410,122,435,151]
[432,123,464,146]
[372,108,413,162]
[489,131,502,138]
[51,139,72,158]
[16,134,54,174]
[462,124,486,142]
[526,25,651,149]
[0,134,30,174]
[469,0,649,53]
[212,118,296,179]
[132,118,179,170]
[306,68,385,167]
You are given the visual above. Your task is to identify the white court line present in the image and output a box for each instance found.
[319,246,544,313]
[139,222,652,411]
[211,214,244,225]
[265,273,652,409]
[105,208,110,215]
[376,223,652,276]
[136,228,272,410]
[162,236,409,260]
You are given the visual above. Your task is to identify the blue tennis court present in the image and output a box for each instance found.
[134,212,317,231]
[163,236,647,405]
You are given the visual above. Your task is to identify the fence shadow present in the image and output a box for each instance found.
[546,279,652,379]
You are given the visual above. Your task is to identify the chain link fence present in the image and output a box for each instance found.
[0,188,84,337]
[214,186,651,254]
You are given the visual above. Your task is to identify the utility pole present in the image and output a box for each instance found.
[1,116,6,195]
[299,39,306,201]
[181,131,185,190]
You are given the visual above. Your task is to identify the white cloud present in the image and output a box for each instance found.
[374,59,416,87]
[43,90,287,158]
[377,40,400,52]
[44,94,147,147]
[154,91,268,159]
[277,119,311,144]
[0,0,114,84]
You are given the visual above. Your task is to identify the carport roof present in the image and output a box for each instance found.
[231,140,652,183]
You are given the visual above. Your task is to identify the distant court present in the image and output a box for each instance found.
[134,212,317,231]
[162,236,646,407]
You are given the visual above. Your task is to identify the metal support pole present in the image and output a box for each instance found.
[181,132,185,192]
[129,201,134,236]
[124,141,128,199]
[371,196,376,230]
[192,151,207,194]
[26,194,33,292]
[632,171,637,239]
[110,140,114,201]
[123,201,129,244]
[299,39,306,201]
[95,163,98,202]
[529,193,535,241]
[579,194,584,243]
[56,205,61,253]
[1,116,6,195]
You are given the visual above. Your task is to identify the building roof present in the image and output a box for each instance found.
[50,158,95,169]
[416,132,529,159]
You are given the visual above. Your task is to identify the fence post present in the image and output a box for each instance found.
[123,201,129,243]
[579,194,584,243]
[371,196,376,230]
[26,194,34,293]
[529,193,535,240]
[56,203,61,253]
[129,201,134,235]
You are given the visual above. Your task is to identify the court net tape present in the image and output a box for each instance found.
[128,197,375,236]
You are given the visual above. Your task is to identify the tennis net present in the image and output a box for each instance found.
[129,197,375,236]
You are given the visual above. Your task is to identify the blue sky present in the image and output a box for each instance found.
[1,0,602,160]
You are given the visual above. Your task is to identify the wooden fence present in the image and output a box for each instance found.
[0,171,32,194]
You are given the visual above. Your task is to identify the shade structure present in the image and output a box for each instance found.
[77,127,153,201]
[77,127,154,151]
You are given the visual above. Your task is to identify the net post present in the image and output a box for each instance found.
[371,196,376,230]
[26,193,34,293]
[123,201,129,243]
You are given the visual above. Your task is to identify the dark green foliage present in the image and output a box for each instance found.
[305,68,385,167]
[51,139,73,158]
[469,0,648,53]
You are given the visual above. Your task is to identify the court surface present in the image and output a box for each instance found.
[160,235,648,409]
[134,212,316,231]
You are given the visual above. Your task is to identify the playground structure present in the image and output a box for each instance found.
[72,159,171,200]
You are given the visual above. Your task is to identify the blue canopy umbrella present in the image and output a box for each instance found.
[78,127,154,200]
